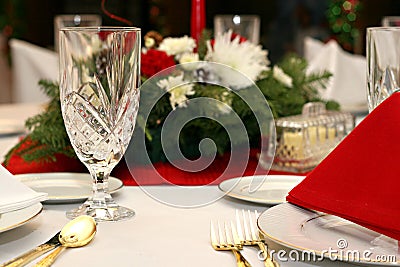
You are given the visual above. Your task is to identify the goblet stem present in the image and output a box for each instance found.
[66,167,135,222]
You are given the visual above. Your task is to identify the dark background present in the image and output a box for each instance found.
[4,0,400,62]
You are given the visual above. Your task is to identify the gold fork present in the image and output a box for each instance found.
[210,221,252,267]
[236,210,280,267]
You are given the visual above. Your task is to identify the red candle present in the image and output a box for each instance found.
[191,0,205,43]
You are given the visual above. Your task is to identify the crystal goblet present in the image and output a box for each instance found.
[367,27,400,112]
[59,27,141,221]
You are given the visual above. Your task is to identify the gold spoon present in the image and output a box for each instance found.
[34,215,96,267]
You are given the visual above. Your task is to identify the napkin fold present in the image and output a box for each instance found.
[9,39,58,103]
[304,37,367,113]
[0,164,47,213]
[287,92,400,241]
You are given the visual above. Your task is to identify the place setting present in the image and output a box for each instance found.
[1,1,400,266]
[0,165,47,234]
[214,26,400,262]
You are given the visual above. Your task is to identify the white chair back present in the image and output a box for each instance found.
[9,39,58,103]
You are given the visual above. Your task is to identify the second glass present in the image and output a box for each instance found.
[59,27,141,221]
[367,27,400,112]
[214,15,260,44]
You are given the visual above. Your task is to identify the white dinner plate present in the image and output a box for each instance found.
[0,203,42,233]
[15,172,123,204]
[218,175,305,205]
[0,119,25,136]
[258,203,400,265]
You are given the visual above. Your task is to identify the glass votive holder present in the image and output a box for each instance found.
[54,14,102,51]
[262,102,355,173]
[214,14,260,44]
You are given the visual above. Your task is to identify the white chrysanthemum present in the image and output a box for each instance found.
[273,66,293,88]
[179,52,200,70]
[205,30,269,88]
[157,73,195,108]
[216,91,232,114]
[158,36,196,58]
[85,35,103,56]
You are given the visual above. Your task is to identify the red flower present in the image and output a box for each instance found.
[141,49,176,78]
[209,32,247,47]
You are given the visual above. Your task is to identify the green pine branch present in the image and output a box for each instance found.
[3,80,76,165]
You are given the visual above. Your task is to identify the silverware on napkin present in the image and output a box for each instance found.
[0,232,61,267]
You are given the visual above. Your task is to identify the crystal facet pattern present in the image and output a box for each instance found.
[59,27,141,221]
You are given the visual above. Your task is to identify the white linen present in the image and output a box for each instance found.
[304,37,368,113]
[0,186,359,267]
[0,103,366,266]
[0,165,47,213]
[9,39,58,103]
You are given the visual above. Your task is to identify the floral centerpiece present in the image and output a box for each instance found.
[3,30,336,172]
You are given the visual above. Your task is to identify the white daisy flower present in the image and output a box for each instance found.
[158,36,196,58]
[205,30,270,88]
[157,73,195,109]
[179,53,200,71]
[273,66,293,88]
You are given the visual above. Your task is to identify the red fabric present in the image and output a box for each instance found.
[4,143,303,186]
[287,92,400,241]
[4,138,86,174]
[113,149,303,186]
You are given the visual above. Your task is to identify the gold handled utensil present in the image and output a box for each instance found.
[0,232,61,267]
[34,215,96,267]
[211,220,252,267]
[236,210,279,267]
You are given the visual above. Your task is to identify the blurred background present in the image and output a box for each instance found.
[2,0,400,59]
[1,0,400,103]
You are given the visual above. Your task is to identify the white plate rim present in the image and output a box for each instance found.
[0,119,25,135]
[0,203,42,233]
[218,175,305,205]
[15,172,123,203]
[257,203,400,265]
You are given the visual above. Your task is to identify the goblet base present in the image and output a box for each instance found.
[66,201,135,222]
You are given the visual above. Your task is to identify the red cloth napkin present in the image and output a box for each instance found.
[287,92,400,241]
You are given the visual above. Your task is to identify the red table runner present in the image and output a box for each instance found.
[5,146,305,186]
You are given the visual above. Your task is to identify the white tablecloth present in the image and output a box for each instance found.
[0,103,363,267]
[0,186,360,267]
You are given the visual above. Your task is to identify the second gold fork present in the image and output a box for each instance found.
[210,221,252,267]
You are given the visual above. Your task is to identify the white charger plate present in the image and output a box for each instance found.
[0,203,42,233]
[218,175,305,205]
[0,119,25,136]
[15,172,123,204]
[258,203,400,265]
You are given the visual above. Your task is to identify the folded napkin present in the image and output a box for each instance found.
[9,39,58,103]
[0,164,47,213]
[304,37,367,112]
[287,92,400,241]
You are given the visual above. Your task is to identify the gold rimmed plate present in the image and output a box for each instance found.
[0,119,25,136]
[15,173,123,204]
[218,175,305,205]
[0,203,42,233]
[258,203,400,265]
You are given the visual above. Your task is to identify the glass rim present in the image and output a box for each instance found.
[60,26,141,32]
[367,26,400,32]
